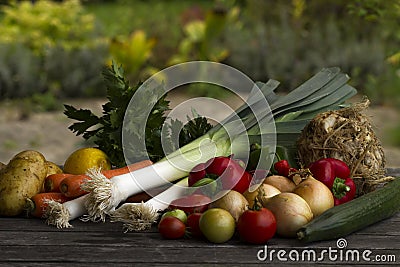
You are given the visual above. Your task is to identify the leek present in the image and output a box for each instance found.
[109,178,189,232]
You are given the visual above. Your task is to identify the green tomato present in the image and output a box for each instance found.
[161,209,188,224]
[199,208,235,243]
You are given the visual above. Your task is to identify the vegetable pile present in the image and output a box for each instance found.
[0,63,399,246]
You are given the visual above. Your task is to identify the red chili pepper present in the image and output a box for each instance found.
[274,159,290,177]
[332,177,356,205]
[188,156,251,194]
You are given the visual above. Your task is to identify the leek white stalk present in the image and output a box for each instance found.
[82,133,232,222]
[44,195,87,228]
[109,178,189,232]
[81,67,358,223]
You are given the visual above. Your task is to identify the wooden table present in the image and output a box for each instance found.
[1,169,399,266]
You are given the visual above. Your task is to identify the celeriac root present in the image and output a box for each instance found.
[296,97,388,195]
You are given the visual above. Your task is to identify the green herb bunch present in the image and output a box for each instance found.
[64,63,212,167]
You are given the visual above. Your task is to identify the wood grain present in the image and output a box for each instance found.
[0,169,399,265]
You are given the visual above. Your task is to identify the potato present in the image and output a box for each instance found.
[45,161,63,176]
[0,150,47,216]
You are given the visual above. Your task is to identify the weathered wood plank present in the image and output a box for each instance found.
[0,243,398,265]
[387,168,400,177]
[0,168,398,265]
[0,214,398,247]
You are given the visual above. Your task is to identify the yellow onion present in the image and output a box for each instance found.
[210,190,248,221]
[263,175,296,192]
[293,176,334,217]
[263,192,313,237]
[243,183,281,208]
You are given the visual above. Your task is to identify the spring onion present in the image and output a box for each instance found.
[109,178,189,232]
[44,194,86,228]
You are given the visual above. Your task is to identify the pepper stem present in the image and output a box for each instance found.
[332,177,350,199]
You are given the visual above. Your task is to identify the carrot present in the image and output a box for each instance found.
[59,174,90,198]
[25,192,70,218]
[44,173,73,192]
[60,160,153,198]
[101,160,153,178]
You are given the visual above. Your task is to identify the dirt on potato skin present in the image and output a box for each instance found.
[0,94,399,168]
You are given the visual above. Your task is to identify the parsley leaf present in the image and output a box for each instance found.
[64,62,212,168]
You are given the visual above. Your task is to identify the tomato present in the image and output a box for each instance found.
[205,156,232,176]
[237,208,276,244]
[161,209,187,224]
[169,194,211,214]
[199,208,235,243]
[274,160,290,177]
[158,216,186,239]
[186,212,203,238]
[188,163,207,186]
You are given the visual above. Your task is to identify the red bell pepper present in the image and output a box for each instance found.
[333,177,356,205]
[325,158,351,179]
[308,158,356,205]
[188,156,251,194]
[308,158,336,188]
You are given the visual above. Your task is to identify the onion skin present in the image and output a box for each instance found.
[263,175,296,192]
[243,184,281,208]
[263,193,313,237]
[293,177,334,217]
[210,190,248,221]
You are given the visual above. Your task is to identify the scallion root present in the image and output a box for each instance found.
[81,168,115,222]
[109,202,159,232]
[44,199,73,229]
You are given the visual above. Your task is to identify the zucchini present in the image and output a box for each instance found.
[297,177,400,243]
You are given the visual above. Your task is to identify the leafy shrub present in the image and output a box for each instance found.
[0,0,105,55]
[0,0,108,100]
[0,43,46,98]
[109,30,156,82]
[225,6,387,92]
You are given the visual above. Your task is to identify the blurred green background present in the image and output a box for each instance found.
[0,0,399,147]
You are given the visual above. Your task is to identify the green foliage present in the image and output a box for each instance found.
[168,5,240,65]
[109,30,156,82]
[0,0,106,56]
[64,63,150,167]
[0,0,108,102]
[0,43,46,98]
[224,0,388,92]
[65,63,213,167]
[44,45,108,97]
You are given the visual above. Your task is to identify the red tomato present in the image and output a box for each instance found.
[274,159,290,176]
[205,156,232,176]
[186,213,203,238]
[158,216,186,239]
[220,168,252,194]
[237,208,276,244]
[169,194,211,214]
[188,163,207,186]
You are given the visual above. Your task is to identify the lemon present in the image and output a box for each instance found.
[63,147,111,175]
